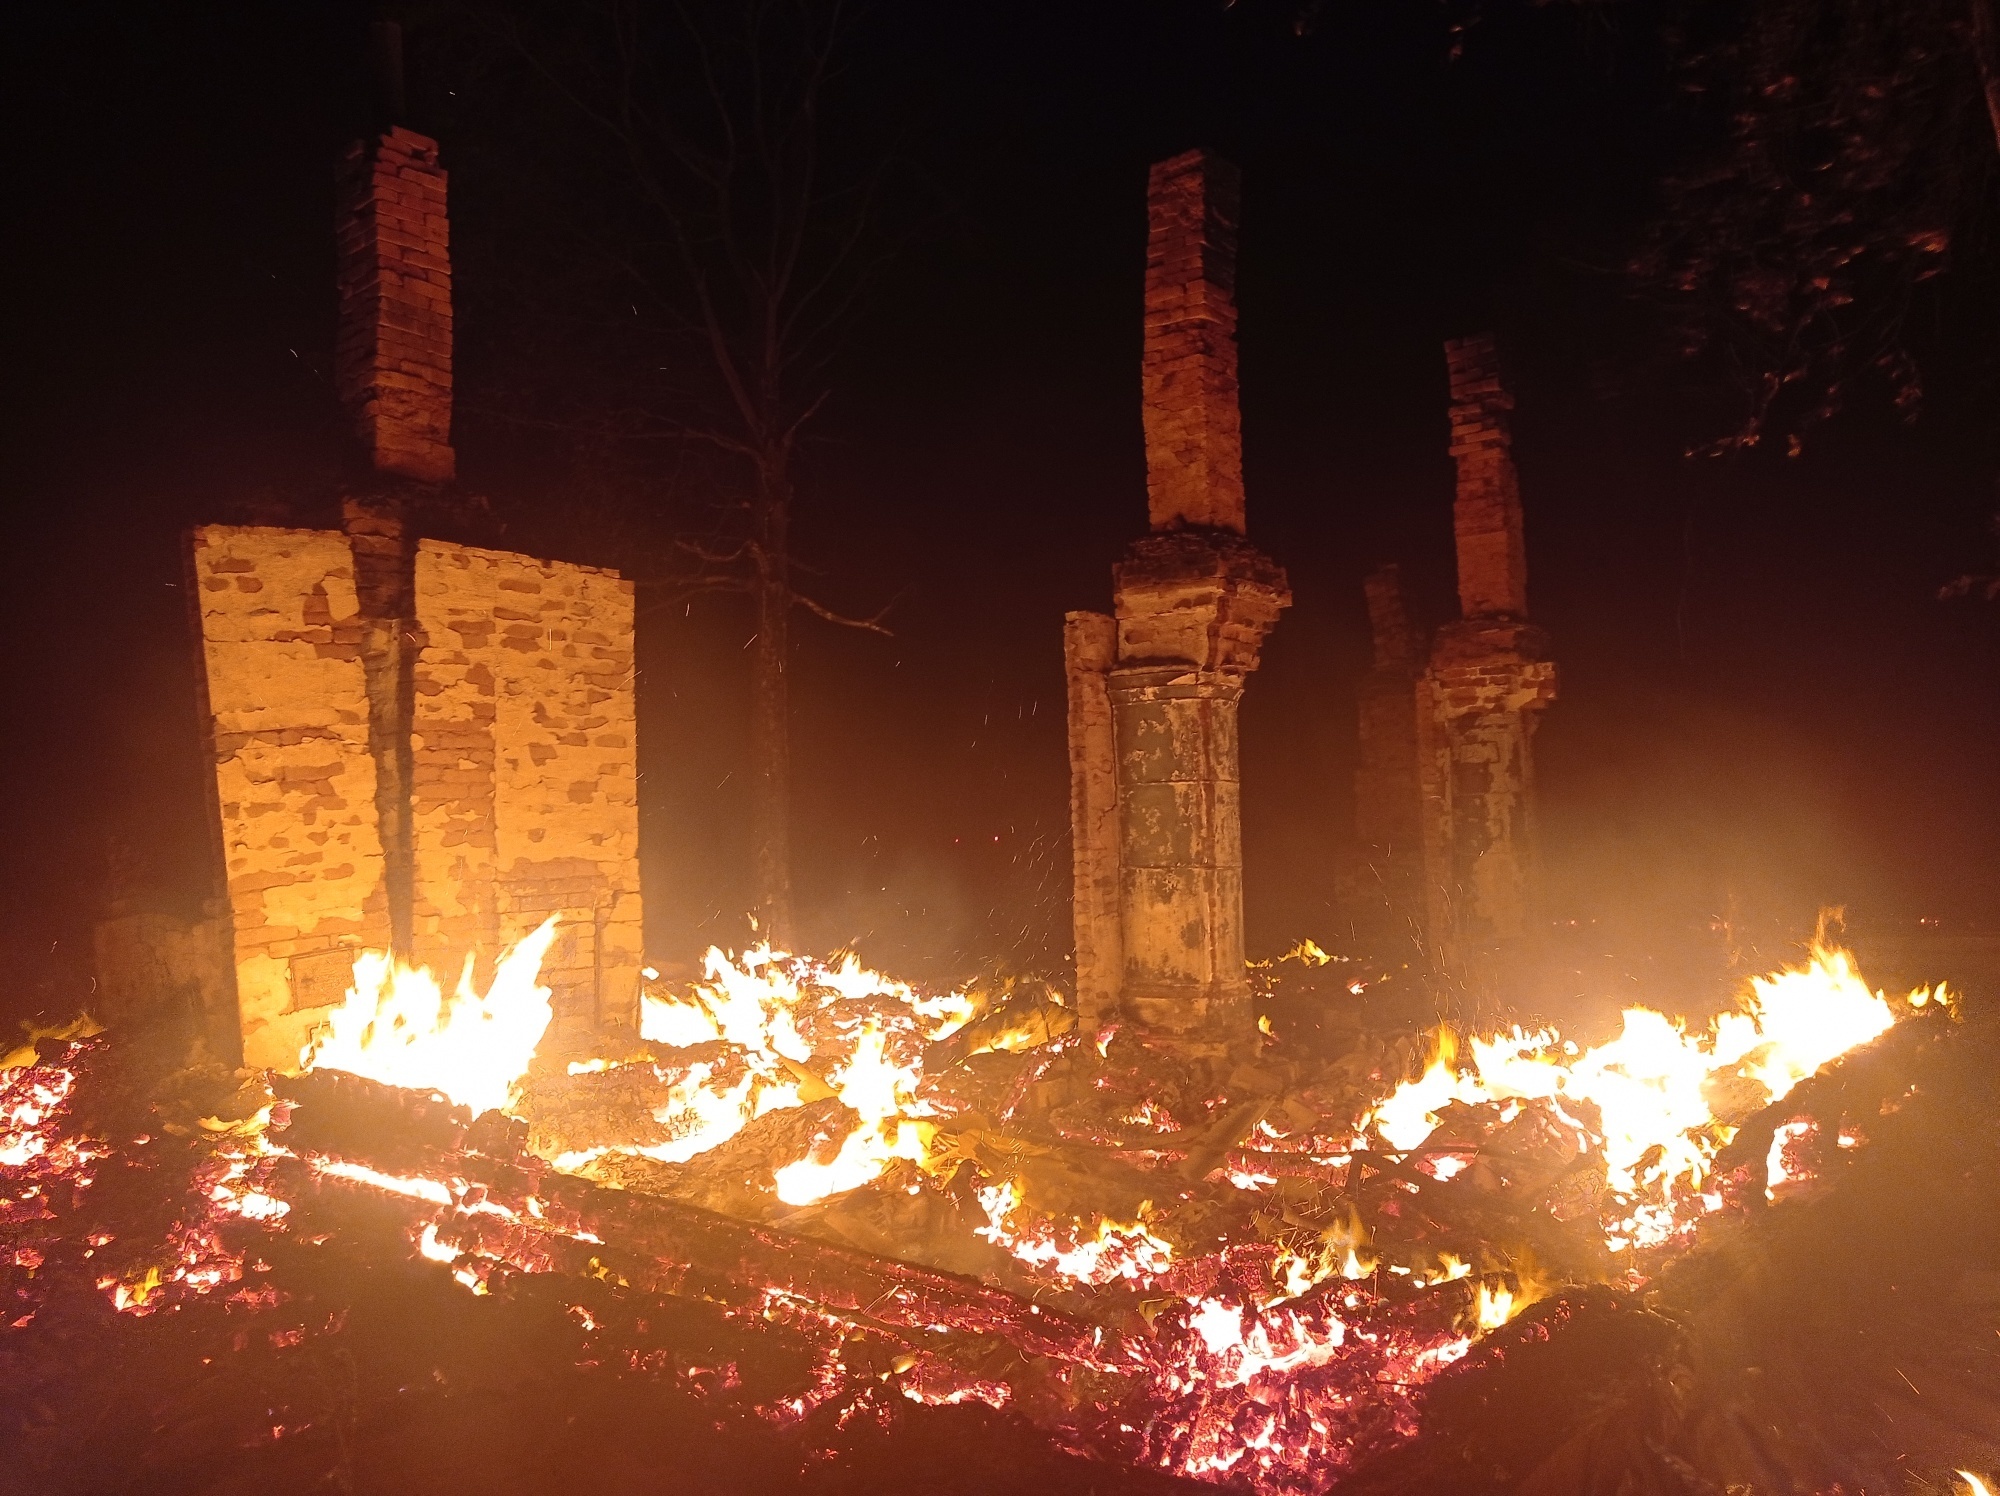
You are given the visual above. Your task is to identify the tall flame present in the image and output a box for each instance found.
[300,917,561,1117]
[1369,945,1899,1249]
[634,946,970,1200]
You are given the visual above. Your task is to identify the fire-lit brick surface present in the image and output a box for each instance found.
[188,529,642,1063]
[189,526,394,1069]
[1070,152,1288,1051]
[409,542,642,1033]
[335,127,455,484]
[1442,333,1525,621]
[1415,337,1556,988]
[1141,150,1245,535]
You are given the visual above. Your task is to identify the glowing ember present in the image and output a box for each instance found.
[975,1179,1175,1284]
[625,946,972,1197]
[8,930,1932,1496]
[300,917,561,1116]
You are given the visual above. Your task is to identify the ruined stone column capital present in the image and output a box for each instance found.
[1103,664,1247,706]
[1425,619,1558,721]
[1112,530,1291,675]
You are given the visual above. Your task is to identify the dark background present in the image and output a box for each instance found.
[5,1,1999,1026]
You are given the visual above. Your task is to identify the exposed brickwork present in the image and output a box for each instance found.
[409,543,642,1035]
[1065,153,1285,1056]
[1418,623,1556,970]
[1142,150,1245,534]
[1444,333,1526,619]
[188,526,393,1070]
[189,526,643,1062]
[1064,612,1122,1025]
[336,127,455,484]
[1414,334,1556,999]
[1344,564,1425,950]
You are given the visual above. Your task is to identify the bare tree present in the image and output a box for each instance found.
[464,0,896,947]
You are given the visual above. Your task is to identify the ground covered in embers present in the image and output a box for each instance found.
[1340,999,2000,1495]
[6,969,1998,1496]
[0,1034,1202,1496]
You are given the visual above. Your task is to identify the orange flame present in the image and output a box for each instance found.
[300,917,560,1117]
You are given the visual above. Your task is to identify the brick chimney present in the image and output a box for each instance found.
[335,126,456,484]
[1141,149,1245,533]
[1444,333,1526,620]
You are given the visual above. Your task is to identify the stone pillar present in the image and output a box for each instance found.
[1109,534,1287,1050]
[1062,149,1288,1056]
[336,126,455,484]
[1344,563,1426,951]
[1064,612,1121,1025]
[1418,335,1556,995]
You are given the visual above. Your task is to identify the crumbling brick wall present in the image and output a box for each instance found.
[188,527,642,1068]
[189,527,395,1069]
[410,542,642,1034]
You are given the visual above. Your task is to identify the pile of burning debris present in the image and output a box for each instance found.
[7,929,2000,1495]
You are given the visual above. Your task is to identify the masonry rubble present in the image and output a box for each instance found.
[1411,333,1557,1000]
[107,121,644,1070]
[1065,149,1290,1060]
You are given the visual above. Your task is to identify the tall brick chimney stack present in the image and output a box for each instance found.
[1064,149,1287,1067]
[335,126,456,484]
[1443,333,1526,619]
[1141,150,1245,533]
[1415,334,1555,1006]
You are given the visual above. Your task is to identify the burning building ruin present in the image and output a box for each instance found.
[177,122,643,1072]
[1065,149,1290,1062]
[19,127,2000,1496]
[1347,335,1557,1004]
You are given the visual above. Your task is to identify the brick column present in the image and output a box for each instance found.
[1419,336,1556,996]
[1344,563,1426,951]
[1065,151,1286,1057]
[1064,612,1122,1025]
[1109,535,1287,1049]
[1142,150,1245,533]
[336,127,455,483]
[1444,333,1526,618]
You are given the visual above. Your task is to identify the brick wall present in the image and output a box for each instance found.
[1142,149,1245,534]
[409,543,642,1034]
[188,529,643,1065]
[336,127,455,484]
[188,526,393,1069]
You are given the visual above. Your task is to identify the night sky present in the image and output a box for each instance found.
[7,1,2000,1027]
